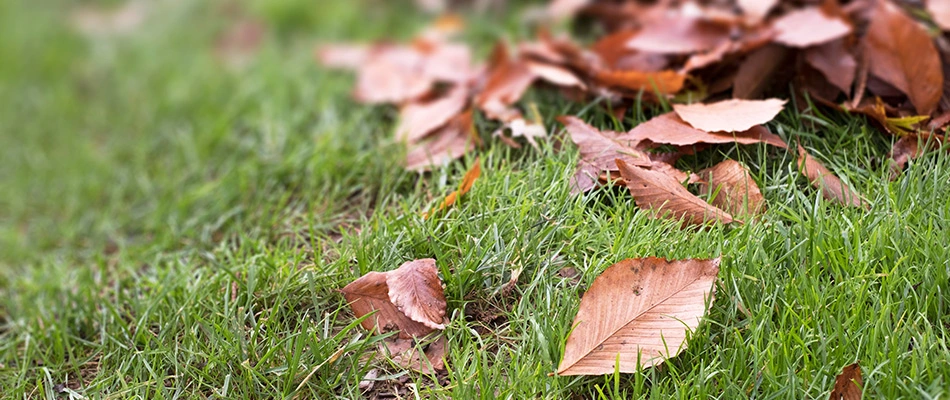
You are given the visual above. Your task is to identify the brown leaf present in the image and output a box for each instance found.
[737,0,779,23]
[406,110,478,171]
[353,46,433,104]
[381,335,447,374]
[733,44,793,99]
[476,58,536,120]
[558,116,652,193]
[928,0,950,31]
[673,98,787,133]
[888,136,926,179]
[396,85,470,143]
[526,61,586,89]
[805,39,857,95]
[864,0,943,115]
[616,159,736,225]
[594,70,686,95]
[828,362,862,400]
[341,259,446,339]
[797,145,865,207]
[556,257,720,375]
[772,7,852,48]
[625,112,788,148]
[424,160,481,218]
[626,14,732,55]
[697,160,766,216]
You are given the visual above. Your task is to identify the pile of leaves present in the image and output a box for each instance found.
[314,0,950,396]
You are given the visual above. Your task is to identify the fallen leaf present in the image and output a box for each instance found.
[733,44,792,99]
[341,259,446,338]
[888,136,926,179]
[406,110,478,171]
[626,14,732,54]
[548,0,592,19]
[396,85,470,143]
[772,7,852,48]
[804,39,857,95]
[673,98,787,133]
[928,0,950,31]
[424,160,481,219]
[526,61,586,89]
[556,257,720,375]
[737,0,779,23]
[558,116,652,193]
[697,160,766,216]
[476,57,536,120]
[616,159,736,225]
[624,112,788,148]
[317,43,372,70]
[353,46,433,104]
[594,69,686,95]
[828,362,862,400]
[382,334,447,374]
[864,0,943,115]
[797,145,865,207]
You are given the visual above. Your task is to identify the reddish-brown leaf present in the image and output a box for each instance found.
[353,46,433,104]
[805,39,857,95]
[396,85,470,143]
[406,110,478,171]
[317,43,372,70]
[526,61,586,89]
[697,160,766,216]
[828,362,863,400]
[928,0,950,31]
[559,116,651,193]
[888,136,927,179]
[733,44,793,99]
[673,98,787,133]
[626,14,731,54]
[594,70,686,95]
[386,259,447,330]
[556,257,720,375]
[737,0,779,23]
[864,0,943,115]
[772,7,852,48]
[384,335,447,374]
[616,159,736,225]
[476,59,536,120]
[424,160,481,218]
[624,112,788,148]
[797,145,865,207]
[341,259,446,339]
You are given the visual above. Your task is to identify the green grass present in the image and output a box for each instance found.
[2,0,949,398]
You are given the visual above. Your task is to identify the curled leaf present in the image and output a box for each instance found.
[797,145,865,208]
[424,160,481,218]
[697,160,766,216]
[828,362,862,400]
[616,159,736,225]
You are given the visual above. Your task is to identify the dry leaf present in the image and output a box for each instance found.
[625,112,788,148]
[527,61,586,89]
[928,0,950,31]
[616,159,736,225]
[424,160,481,218]
[673,98,787,133]
[864,0,943,115]
[737,0,779,23]
[396,85,470,143]
[353,46,433,104]
[888,136,925,179]
[828,362,862,400]
[381,333,447,374]
[594,70,686,95]
[697,160,766,216]
[317,43,372,70]
[406,110,478,171]
[557,257,720,375]
[476,58,536,120]
[341,259,446,338]
[733,44,792,99]
[559,116,652,193]
[772,7,852,48]
[805,39,857,95]
[797,145,865,207]
[626,14,732,54]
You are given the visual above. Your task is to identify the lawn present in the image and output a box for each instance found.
[1,0,949,398]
